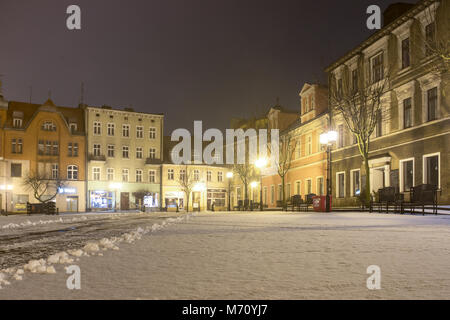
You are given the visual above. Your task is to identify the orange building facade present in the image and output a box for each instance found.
[261,84,330,208]
[0,99,86,213]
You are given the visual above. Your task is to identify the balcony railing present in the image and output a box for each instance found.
[88,154,106,162]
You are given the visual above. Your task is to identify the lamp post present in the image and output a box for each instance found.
[1,185,13,215]
[109,183,122,212]
[226,171,233,211]
[254,157,268,211]
[319,131,337,212]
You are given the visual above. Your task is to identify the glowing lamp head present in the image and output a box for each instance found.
[250,181,258,188]
[255,157,268,169]
[226,172,233,179]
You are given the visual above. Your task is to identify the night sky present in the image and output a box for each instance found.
[0,0,414,134]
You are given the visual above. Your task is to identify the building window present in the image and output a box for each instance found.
[306,135,312,155]
[93,122,101,135]
[423,153,439,188]
[400,159,414,192]
[107,145,115,158]
[149,170,156,183]
[263,187,268,205]
[67,165,78,180]
[306,179,312,195]
[338,124,344,148]
[136,147,143,159]
[427,87,437,121]
[401,38,410,69]
[371,52,384,83]
[136,169,143,182]
[122,124,130,137]
[337,78,343,96]
[194,170,200,181]
[136,126,143,139]
[149,127,156,139]
[168,169,174,180]
[149,148,156,159]
[107,168,114,181]
[122,146,129,159]
[93,144,101,156]
[207,171,212,182]
[277,184,282,201]
[295,181,301,195]
[295,140,301,159]
[179,169,186,181]
[376,109,382,137]
[425,23,435,56]
[52,141,59,156]
[122,169,129,182]
[351,69,358,93]
[403,98,412,129]
[11,139,23,154]
[317,177,324,196]
[42,121,56,131]
[286,183,291,199]
[107,123,115,136]
[38,140,45,155]
[270,185,275,204]
[217,171,223,182]
[68,143,79,157]
[51,164,59,179]
[93,167,101,181]
[351,170,360,196]
[69,123,77,133]
[13,118,22,128]
[337,172,345,198]
[11,163,22,177]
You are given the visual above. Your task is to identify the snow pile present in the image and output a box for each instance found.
[24,259,56,274]
[0,213,194,289]
[47,252,74,264]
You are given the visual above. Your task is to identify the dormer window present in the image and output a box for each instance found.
[13,118,22,128]
[69,123,77,133]
[42,121,56,131]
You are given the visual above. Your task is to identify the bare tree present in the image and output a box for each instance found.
[275,133,296,207]
[177,165,195,212]
[330,65,391,206]
[23,169,66,203]
[420,0,450,73]
[232,163,258,203]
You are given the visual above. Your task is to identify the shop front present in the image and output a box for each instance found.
[57,186,84,213]
[207,188,226,210]
[164,191,184,210]
[89,190,114,211]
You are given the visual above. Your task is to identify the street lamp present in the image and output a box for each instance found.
[0,185,13,215]
[109,183,122,212]
[319,131,337,212]
[226,171,233,211]
[254,157,268,211]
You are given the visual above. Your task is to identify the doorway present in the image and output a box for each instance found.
[66,196,78,212]
[120,192,130,210]
[371,167,386,193]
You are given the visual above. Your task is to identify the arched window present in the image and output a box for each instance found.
[42,121,56,131]
[67,165,78,180]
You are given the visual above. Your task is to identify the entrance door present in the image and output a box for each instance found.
[120,192,130,210]
[372,167,385,193]
[66,196,78,212]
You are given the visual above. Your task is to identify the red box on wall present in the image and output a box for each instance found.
[312,195,332,212]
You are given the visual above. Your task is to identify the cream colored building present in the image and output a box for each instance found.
[161,163,230,211]
[85,106,164,211]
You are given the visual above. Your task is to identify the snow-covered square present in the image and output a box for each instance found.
[1,211,450,299]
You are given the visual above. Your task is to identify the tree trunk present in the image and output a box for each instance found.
[364,155,371,206]
[244,183,248,201]
[281,175,286,207]
[186,192,190,213]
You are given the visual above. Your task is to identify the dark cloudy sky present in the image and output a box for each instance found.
[0,0,413,134]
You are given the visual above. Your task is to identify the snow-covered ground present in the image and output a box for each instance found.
[1,211,450,299]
